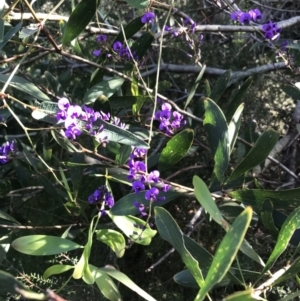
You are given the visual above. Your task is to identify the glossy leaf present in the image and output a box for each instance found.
[95,229,125,258]
[196,207,252,300]
[124,0,150,9]
[110,190,180,215]
[11,235,82,255]
[226,129,279,183]
[62,0,97,45]
[203,98,229,183]
[154,207,204,287]
[115,144,132,166]
[0,23,22,50]
[99,266,157,301]
[184,65,206,109]
[0,74,50,102]
[210,70,231,103]
[158,129,194,171]
[108,213,157,245]
[226,77,253,121]
[43,265,74,280]
[114,16,144,43]
[261,207,300,276]
[90,265,122,301]
[228,103,244,153]
[229,187,300,211]
[193,176,227,227]
[83,78,125,104]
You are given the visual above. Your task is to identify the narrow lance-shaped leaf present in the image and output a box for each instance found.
[158,129,194,171]
[196,207,252,300]
[43,265,74,280]
[124,0,150,9]
[228,103,244,153]
[203,98,230,184]
[210,70,231,103]
[155,207,204,287]
[260,207,300,277]
[62,0,97,45]
[226,129,280,183]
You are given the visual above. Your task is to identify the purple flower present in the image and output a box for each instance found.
[131,148,147,159]
[113,41,123,53]
[145,187,159,201]
[239,12,251,24]
[231,11,243,21]
[0,141,15,164]
[248,9,262,22]
[97,34,107,42]
[262,21,281,40]
[133,161,147,173]
[147,170,160,183]
[67,105,82,119]
[56,110,67,121]
[58,98,70,111]
[88,185,114,208]
[64,124,81,140]
[162,183,171,192]
[133,201,147,216]
[93,49,101,57]
[141,12,155,24]
[132,180,145,193]
[164,25,172,31]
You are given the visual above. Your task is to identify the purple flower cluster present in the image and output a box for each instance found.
[88,185,114,215]
[128,148,170,216]
[93,34,108,57]
[155,102,186,135]
[262,21,281,40]
[112,41,138,61]
[184,17,197,34]
[56,98,109,140]
[231,8,262,24]
[141,12,155,24]
[0,141,15,164]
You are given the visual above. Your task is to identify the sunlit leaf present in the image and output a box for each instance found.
[96,229,126,258]
[0,74,50,102]
[43,265,74,280]
[228,103,244,153]
[155,207,204,287]
[224,289,256,301]
[196,207,252,300]
[108,213,156,245]
[99,266,157,301]
[11,235,82,255]
[83,78,125,104]
[158,129,194,171]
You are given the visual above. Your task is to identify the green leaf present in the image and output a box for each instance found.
[90,265,122,301]
[43,265,74,280]
[62,0,97,45]
[193,176,227,227]
[95,229,125,258]
[115,145,132,166]
[230,187,300,211]
[184,65,206,109]
[226,129,280,183]
[261,207,300,276]
[83,78,125,104]
[226,77,252,122]
[0,74,50,102]
[99,266,157,301]
[108,213,157,245]
[0,270,27,294]
[224,289,256,301]
[110,190,180,215]
[158,129,194,171]
[0,210,20,224]
[260,199,279,239]
[123,0,150,9]
[210,70,231,103]
[282,85,300,101]
[273,257,300,286]
[114,16,144,43]
[0,23,22,50]
[11,235,82,255]
[228,103,244,153]
[154,207,204,287]
[196,207,252,300]
[203,98,229,183]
